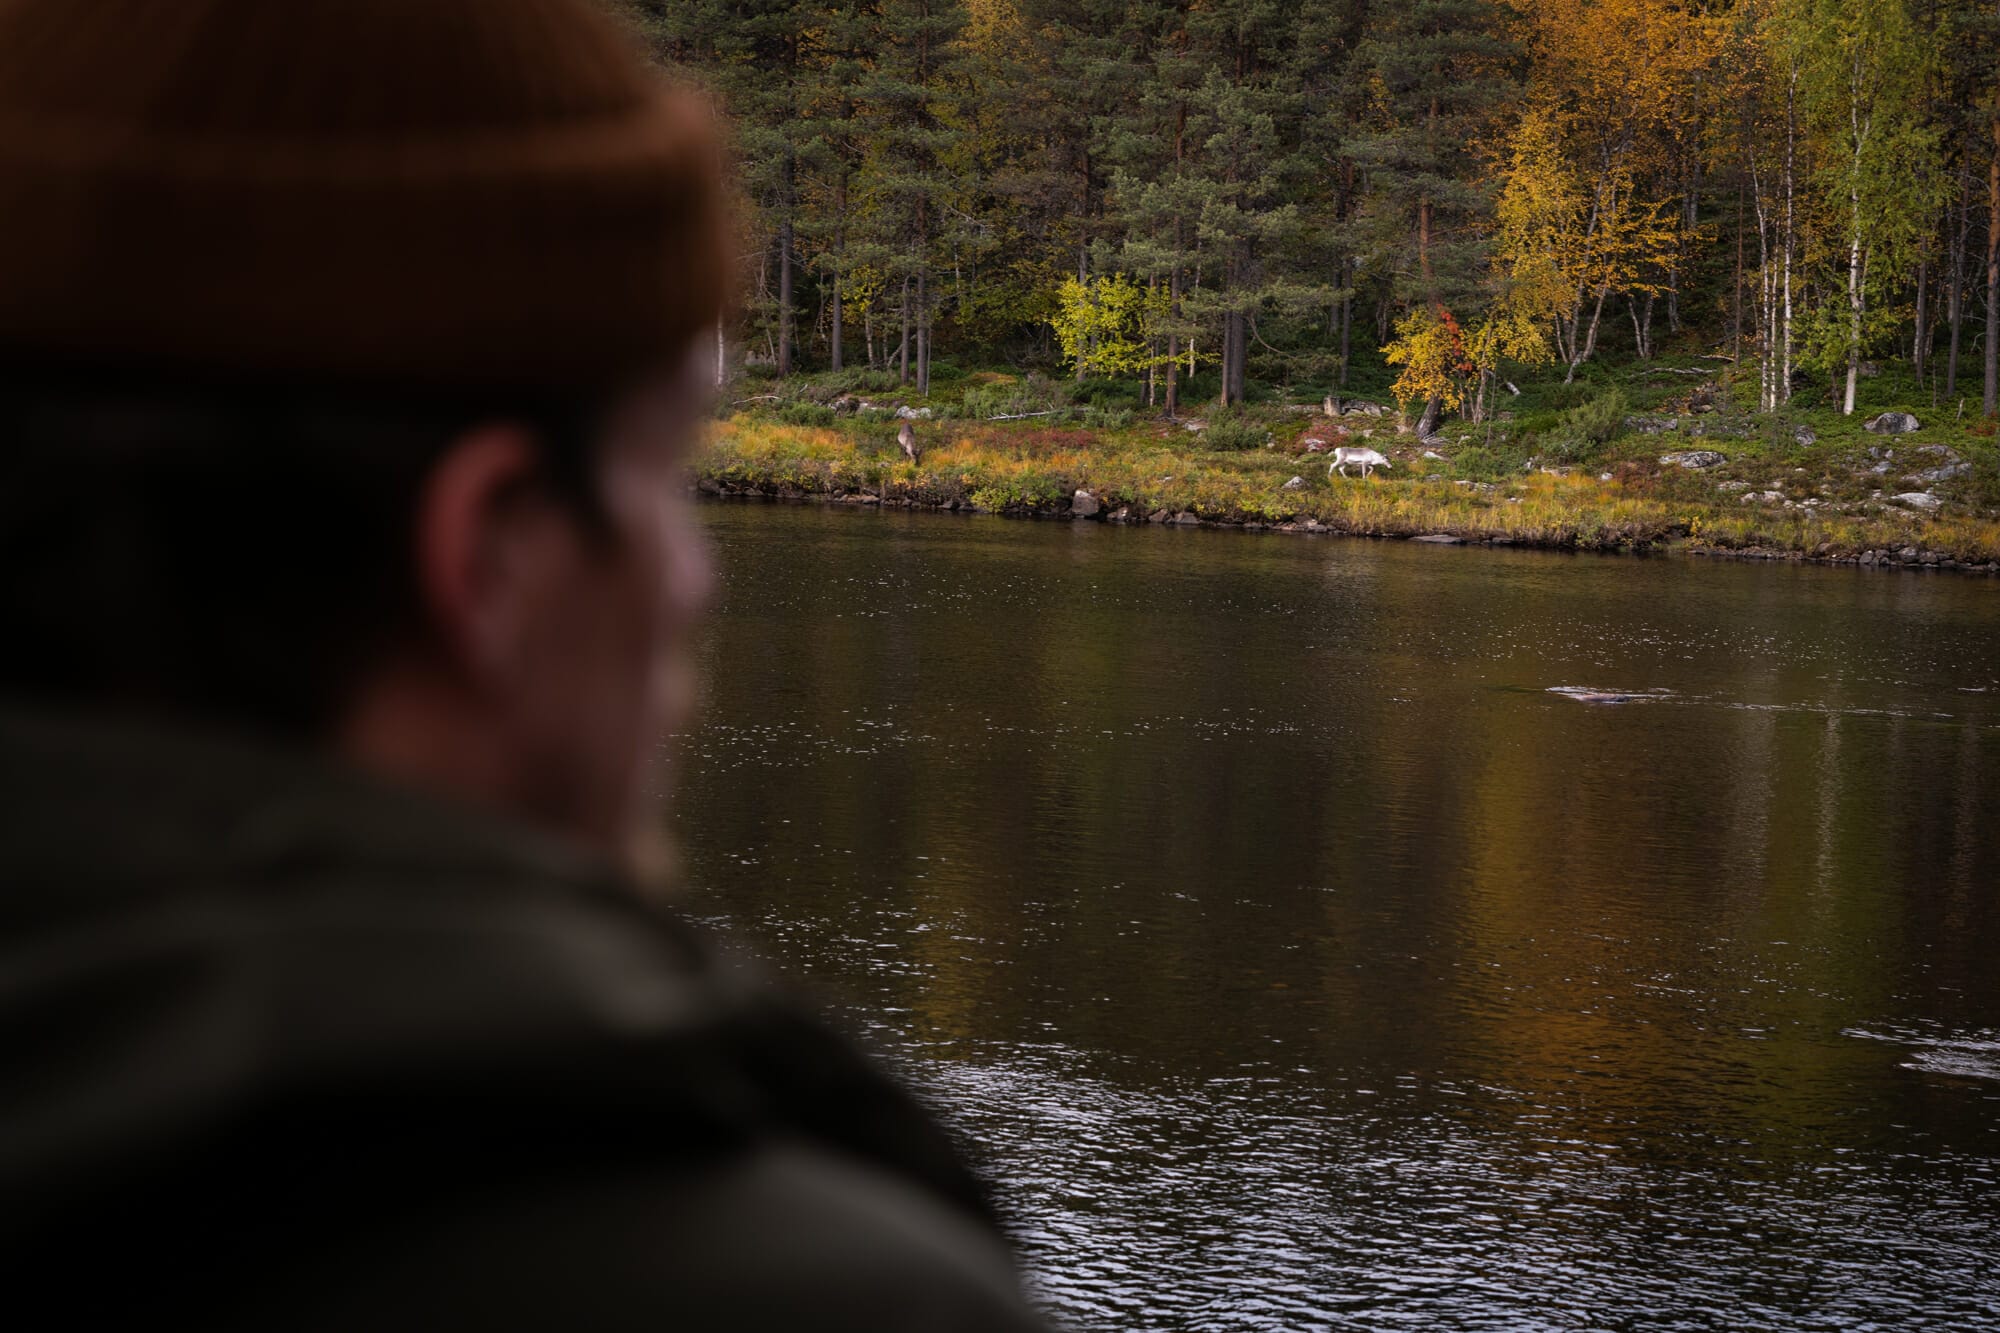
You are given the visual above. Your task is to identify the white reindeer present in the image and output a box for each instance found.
[1328,446,1391,479]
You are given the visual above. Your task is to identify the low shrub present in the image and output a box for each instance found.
[1202,411,1269,452]
[1067,377,1144,409]
[773,401,838,427]
[961,371,1068,420]
[1541,386,1628,464]
[1451,445,1508,480]
[1534,380,1595,411]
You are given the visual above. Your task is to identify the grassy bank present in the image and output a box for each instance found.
[692,360,2000,573]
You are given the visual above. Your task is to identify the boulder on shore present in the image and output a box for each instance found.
[1864,411,1920,434]
[1282,475,1306,491]
[1892,491,1941,512]
[1071,489,1101,518]
[1661,449,1727,469]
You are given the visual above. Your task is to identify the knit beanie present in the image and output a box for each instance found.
[0,0,730,397]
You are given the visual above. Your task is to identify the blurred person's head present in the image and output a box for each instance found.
[0,0,731,875]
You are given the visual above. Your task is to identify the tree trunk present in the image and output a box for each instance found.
[1415,395,1442,439]
[1076,241,1089,382]
[829,269,843,375]
[714,322,727,390]
[777,148,796,377]
[1628,293,1655,360]
[1165,264,1181,418]
[1844,191,1863,418]
[1733,178,1745,367]
[1986,110,1999,417]
[917,266,931,396]
[1913,253,1928,385]
[1566,285,1612,383]
[898,275,910,386]
[1220,308,1247,408]
[1782,62,1797,404]
[1946,184,1968,399]
[1338,257,1352,389]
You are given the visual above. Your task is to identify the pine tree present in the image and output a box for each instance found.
[853,0,965,392]
[628,0,824,377]
[1351,0,1520,432]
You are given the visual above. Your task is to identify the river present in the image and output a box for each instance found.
[669,502,2000,1331]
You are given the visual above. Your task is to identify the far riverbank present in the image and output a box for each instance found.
[693,412,2000,575]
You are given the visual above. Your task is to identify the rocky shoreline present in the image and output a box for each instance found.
[691,478,2000,576]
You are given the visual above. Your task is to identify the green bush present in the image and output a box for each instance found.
[924,358,968,388]
[1201,412,1269,451]
[960,371,1068,420]
[1081,407,1134,430]
[1536,378,1600,410]
[1067,377,1143,409]
[1541,386,1627,464]
[773,401,838,427]
[1451,445,1508,480]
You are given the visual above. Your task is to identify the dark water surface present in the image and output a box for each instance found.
[670,503,2000,1331]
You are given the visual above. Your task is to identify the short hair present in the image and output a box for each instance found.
[0,373,607,737]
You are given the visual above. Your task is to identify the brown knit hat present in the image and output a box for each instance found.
[0,0,729,396]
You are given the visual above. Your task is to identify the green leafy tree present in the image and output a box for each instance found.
[1795,0,1943,415]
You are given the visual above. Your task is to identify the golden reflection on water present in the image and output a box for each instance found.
[673,505,2000,1329]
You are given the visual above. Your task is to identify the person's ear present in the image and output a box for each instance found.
[412,423,566,692]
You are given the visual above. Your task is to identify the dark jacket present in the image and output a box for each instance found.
[0,706,1048,1330]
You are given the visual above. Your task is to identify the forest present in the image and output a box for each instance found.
[615,0,2000,431]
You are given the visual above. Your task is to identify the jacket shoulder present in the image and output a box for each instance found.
[224,1140,1052,1332]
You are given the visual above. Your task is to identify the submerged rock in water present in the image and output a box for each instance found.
[1547,685,1669,705]
[1864,411,1920,434]
[1411,533,1462,544]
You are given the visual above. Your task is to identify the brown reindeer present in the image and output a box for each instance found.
[897,419,920,464]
